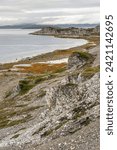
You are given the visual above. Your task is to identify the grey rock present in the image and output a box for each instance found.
[31,26,100,38]
[0,45,100,150]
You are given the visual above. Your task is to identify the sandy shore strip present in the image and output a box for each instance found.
[33,58,68,64]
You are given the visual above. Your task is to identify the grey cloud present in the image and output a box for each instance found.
[0,0,100,25]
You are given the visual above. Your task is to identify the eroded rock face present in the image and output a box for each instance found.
[0,46,100,150]
[46,83,80,109]
[68,51,94,70]
[43,47,100,149]
[46,73,99,113]
[68,52,86,70]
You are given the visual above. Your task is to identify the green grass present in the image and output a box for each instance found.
[18,73,56,95]
[34,76,46,84]
[0,97,43,129]
[53,67,66,73]
[19,79,34,95]
[72,51,94,62]
[0,114,32,129]
[81,66,100,79]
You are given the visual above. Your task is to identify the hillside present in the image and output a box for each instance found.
[0,24,99,29]
[0,27,100,150]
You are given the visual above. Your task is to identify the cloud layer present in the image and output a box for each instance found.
[0,0,100,25]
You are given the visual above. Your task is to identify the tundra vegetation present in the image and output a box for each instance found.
[0,26,100,150]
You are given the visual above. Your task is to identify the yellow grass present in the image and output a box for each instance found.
[17,63,67,74]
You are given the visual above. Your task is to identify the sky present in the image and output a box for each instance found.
[0,0,100,25]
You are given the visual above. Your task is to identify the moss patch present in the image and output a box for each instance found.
[19,79,34,95]
[0,114,32,129]
[18,73,57,95]
[74,51,92,60]
[81,66,100,79]
[71,51,94,65]
[53,66,66,73]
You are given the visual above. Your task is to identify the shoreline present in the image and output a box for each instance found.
[0,35,99,71]
[0,38,86,64]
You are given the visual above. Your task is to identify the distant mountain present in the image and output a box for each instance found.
[0,24,99,29]
[0,24,43,29]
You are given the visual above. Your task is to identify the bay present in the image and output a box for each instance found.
[0,29,87,63]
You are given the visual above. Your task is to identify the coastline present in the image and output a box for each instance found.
[0,35,99,71]
[0,34,100,149]
[0,29,87,65]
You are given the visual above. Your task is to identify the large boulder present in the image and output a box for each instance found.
[68,51,94,70]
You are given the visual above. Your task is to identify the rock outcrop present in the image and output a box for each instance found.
[68,51,94,70]
[0,45,100,150]
[31,26,100,38]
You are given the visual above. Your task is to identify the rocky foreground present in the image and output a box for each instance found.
[0,27,100,150]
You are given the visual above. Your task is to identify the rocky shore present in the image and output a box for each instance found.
[31,26,100,38]
[0,26,100,150]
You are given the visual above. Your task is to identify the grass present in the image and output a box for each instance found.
[14,63,66,95]
[0,97,43,129]
[20,106,42,114]
[1,34,99,71]
[71,51,94,65]
[19,79,34,95]
[0,114,32,129]
[18,63,66,74]
[18,73,55,95]
[53,67,66,73]
[17,63,65,96]
[81,66,100,79]
[34,76,46,84]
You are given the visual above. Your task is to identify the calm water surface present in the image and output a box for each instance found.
[0,29,87,63]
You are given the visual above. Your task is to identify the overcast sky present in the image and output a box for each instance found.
[0,0,100,25]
